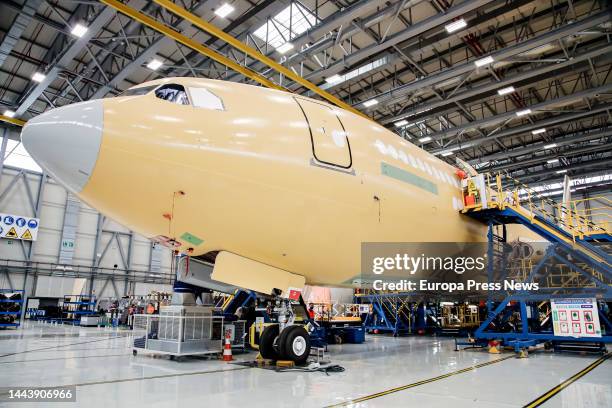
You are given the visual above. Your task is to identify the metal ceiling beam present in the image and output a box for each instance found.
[152,0,366,117]
[169,0,288,78]
[470,127,612,165]
[513,157,611,180]
[302,0,496,85]
[231,0,393,78]
[381,44,612,126]
[100,0,284,91]
[331,0,537,98]
[0,115,26,127]
[86,1,216,99]
[14,6,116,116]
[494,138,612,171]
[432,103,612,154]
[428,83,612,145]
[522,169,612,189]
[0,0,44,70]
[360,9,612,111]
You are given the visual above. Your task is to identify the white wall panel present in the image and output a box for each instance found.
[0,167,173,297]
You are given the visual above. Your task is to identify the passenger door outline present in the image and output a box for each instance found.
[294,97,353,169]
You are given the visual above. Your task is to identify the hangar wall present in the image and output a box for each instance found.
[0,165,174,298]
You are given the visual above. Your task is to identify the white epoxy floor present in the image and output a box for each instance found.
[0,322,610,407]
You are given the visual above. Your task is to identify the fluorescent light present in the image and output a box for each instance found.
[147,59,163,70]
[32,72,45,83]
[326,75,342,84]
[71,23,88,38]
[556,169,567,174]
[516,109,532,117]
[419,136,432,143]
[497,86,515,95]
[547,159,559,164]
[276,42,294,54]
[474,56,494,67]
[363,99,378,108]
[441,151,454,157]
[394,120,408,127]
[4,110,15,118]
[532,128,546,135]
[445,19,467,33]
[214,3,235,18]
[544,143,557,149]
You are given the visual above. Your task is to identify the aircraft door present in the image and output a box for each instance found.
[295,98,352,169]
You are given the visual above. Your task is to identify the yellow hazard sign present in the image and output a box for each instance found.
[5,227,18,238]
[21,229,33,240]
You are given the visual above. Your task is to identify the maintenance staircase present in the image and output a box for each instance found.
[354,291,427,336]
[461,172,611,277]
[458,172,612,350]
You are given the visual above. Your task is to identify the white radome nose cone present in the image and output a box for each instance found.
[21,99,103,193]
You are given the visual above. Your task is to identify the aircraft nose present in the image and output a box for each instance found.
[21,99,103,193]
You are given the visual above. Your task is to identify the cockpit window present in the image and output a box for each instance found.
[155,84,190,105]
[118,85,157,97]
[188,87,224,110]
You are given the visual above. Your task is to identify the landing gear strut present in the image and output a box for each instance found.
[258,297,312,364]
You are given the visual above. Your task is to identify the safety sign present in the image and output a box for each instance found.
[551,298,601,338]
[0,213,39,241]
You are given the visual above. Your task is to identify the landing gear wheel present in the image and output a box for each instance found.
[279,325,310,365]
[259,324,280,360]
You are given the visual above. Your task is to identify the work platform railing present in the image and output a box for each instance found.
[461,171,611,271]
[458,172,611,350]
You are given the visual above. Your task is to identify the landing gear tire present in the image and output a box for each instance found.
[259,324,280,360]
[279,325,310,365]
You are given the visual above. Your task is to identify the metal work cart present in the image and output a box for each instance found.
[0,289,24,328]
[132,306,224,358]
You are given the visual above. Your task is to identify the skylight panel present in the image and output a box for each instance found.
[253,3,319,51]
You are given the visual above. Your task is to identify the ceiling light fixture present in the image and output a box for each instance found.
[419,136,432,143]
[71,23,88,38]
[4,110,16,118]
[532,128,546,135]
[445,19,467,33]
[325,75,342,84]
[516,109,532,117]
[474,56,494,67]
[544,143,558,149]
[32,72,46,83]
[497,86,515,95]
[363,99,378,108]
[147,59,163,70]
[214,3,235,18]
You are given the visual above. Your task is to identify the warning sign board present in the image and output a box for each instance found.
[6,227,18,238]
[551,298,601,338]
[0,213,39,241]
[21,229,33,240]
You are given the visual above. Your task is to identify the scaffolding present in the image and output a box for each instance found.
[460,172,611,352]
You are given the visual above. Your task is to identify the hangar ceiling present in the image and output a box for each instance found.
[0,0,610,196]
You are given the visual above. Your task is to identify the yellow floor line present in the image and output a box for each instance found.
[324,354,515,407]
[523,352,611,408]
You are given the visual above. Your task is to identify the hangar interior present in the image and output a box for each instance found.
[0,0,610,407]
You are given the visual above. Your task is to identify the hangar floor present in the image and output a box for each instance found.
[0,322,610,407]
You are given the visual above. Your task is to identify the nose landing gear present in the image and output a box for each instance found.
[259,324,311,365]
[257,296,313,365]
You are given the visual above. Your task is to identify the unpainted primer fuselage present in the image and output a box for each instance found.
[23,77,486,290]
